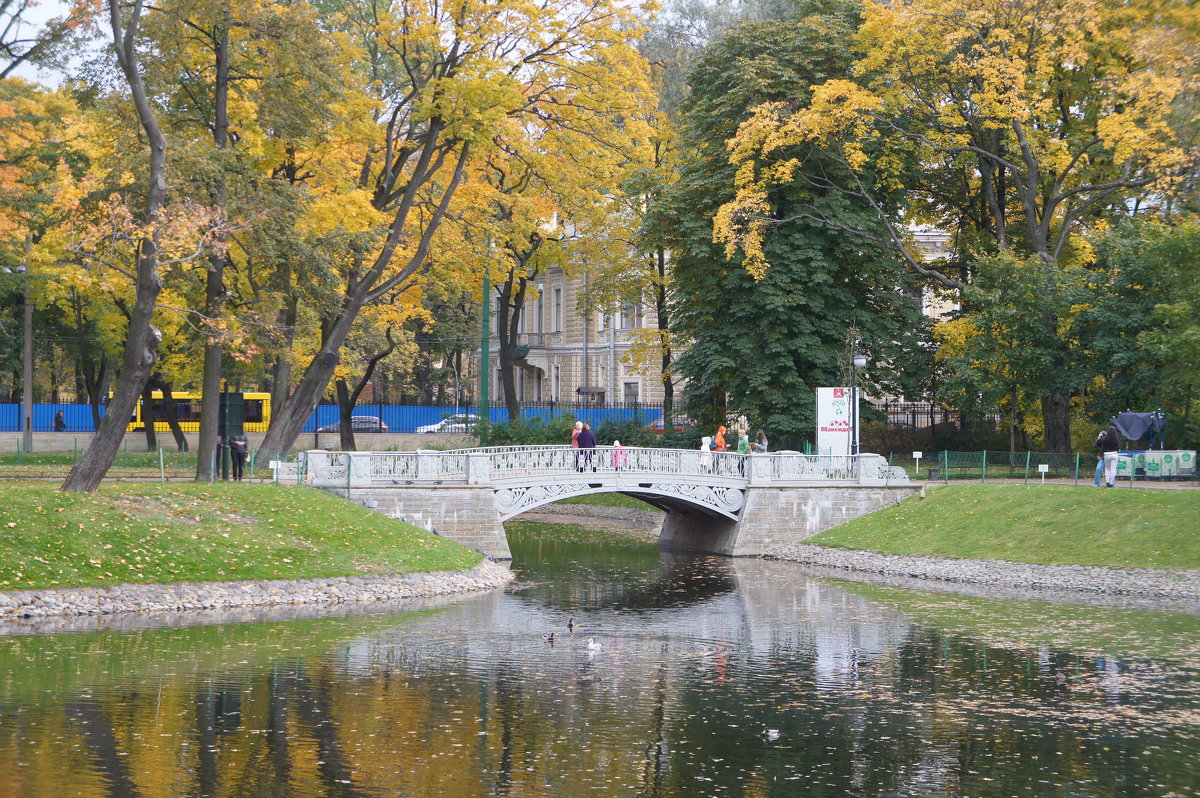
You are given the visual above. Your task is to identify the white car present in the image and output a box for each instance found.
[415,414,480,434]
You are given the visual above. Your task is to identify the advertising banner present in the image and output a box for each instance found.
[816,387,852,456]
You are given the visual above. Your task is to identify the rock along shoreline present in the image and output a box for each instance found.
[0,559,514,619]
[767,543,1200,601]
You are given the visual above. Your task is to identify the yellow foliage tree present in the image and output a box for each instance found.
[713,0,1199,451]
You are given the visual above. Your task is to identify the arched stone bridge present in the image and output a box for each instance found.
[292,446,914,559]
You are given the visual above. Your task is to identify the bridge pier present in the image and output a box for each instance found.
[326,485,512,560]
[658,485,915,556]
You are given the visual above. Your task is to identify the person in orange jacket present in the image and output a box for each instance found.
[713,425,727,451]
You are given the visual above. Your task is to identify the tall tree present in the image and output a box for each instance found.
[715,0,1199,450]
[62,0,171,492]
[666,10,924,444]
[257,0,653,460]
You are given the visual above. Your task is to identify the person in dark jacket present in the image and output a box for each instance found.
[1096,424,1120,487]
[229,435,249,481]
[576,423,597,472]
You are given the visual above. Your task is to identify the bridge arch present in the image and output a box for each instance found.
[492,482,746,522]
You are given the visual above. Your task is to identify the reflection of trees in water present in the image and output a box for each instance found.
[1,558,1198,796]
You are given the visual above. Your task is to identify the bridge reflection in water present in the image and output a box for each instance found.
[288,446,915,559]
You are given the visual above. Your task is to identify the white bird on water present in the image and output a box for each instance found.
[587,637,602,651]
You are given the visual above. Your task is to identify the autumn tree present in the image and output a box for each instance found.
[61,0,172,491]
[255,0,653,460]
[715,0,1199,451]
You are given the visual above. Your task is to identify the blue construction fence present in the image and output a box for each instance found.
[0,402,665,434]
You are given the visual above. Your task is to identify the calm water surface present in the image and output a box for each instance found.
[0,526,1198,797]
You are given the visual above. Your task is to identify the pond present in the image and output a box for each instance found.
[0,521,1197,797]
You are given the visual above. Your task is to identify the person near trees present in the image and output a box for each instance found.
[1096,424,1120,487]
[753,429,768,453]
[229,435,249,482]
[53,411,67,431]
[713,425,727,451]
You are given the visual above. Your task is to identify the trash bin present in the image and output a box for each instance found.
[927,467,940,481]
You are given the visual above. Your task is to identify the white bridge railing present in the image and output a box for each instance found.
[295,446,908,488]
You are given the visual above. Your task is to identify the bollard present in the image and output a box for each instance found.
[159,448,165,482]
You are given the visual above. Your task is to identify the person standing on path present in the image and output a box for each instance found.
[577,423,597,472]
[1096,424,1120,487]
[229,435,248,481]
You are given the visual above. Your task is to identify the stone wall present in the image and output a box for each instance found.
[331,485,512,559]
[659,485,918,557]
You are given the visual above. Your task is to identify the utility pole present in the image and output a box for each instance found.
[22,264,33,453]
[20,235,33,453]
[479,236,491,446]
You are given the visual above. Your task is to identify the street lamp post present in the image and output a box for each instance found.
[851,342,868,457]
[3,261,31,452]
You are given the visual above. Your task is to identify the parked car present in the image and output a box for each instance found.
[646,416,696,433]
[415,414,480,434]
[316,416,388,433]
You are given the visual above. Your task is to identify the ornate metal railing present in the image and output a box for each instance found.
[299,447,908,487]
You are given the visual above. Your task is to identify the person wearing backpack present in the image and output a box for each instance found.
[1096,424,1120,487]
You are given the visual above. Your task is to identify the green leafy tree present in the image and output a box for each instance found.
[666,10,925,445]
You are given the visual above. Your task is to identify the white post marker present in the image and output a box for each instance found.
[912,451,923,476]
[1038,463,1049,483]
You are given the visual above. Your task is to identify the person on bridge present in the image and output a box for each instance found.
[753,429,768,453]
[713,425,728,451]
[576,423,597,472]
[571,420,583,448]
[699,436,713,473]
[612,440,626,471]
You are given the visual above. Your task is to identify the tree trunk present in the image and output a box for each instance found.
[1040,392,1072,453]
[269,295,297,413]
[61,0,167,492]
[334,378,357,451]
[258,292,366,462]
[150,376,189,451]
[195,18,230,482]
[141,383,158,451]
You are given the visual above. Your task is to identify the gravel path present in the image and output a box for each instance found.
[0,560,513,619]
[768,543,1200,601]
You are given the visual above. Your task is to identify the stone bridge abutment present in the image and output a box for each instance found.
[292,446,915,559]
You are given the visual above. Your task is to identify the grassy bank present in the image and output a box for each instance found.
[0,483,480,591]
[808,483,1200,570]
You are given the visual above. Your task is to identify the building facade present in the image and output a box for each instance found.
[479,263,669,406]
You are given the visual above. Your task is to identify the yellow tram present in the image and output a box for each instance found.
[125,391,272,433]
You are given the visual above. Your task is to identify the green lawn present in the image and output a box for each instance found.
[0,482,480,591]
[808,483,1200,569]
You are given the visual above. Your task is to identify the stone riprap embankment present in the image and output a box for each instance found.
[768,544,1200,600]
[0,559,512,619]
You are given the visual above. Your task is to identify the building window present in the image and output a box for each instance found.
[619,301,643,329]
[552,365,560,401]
[553,287,563,332]
[623,382,639,404]
[537,293,544,334]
